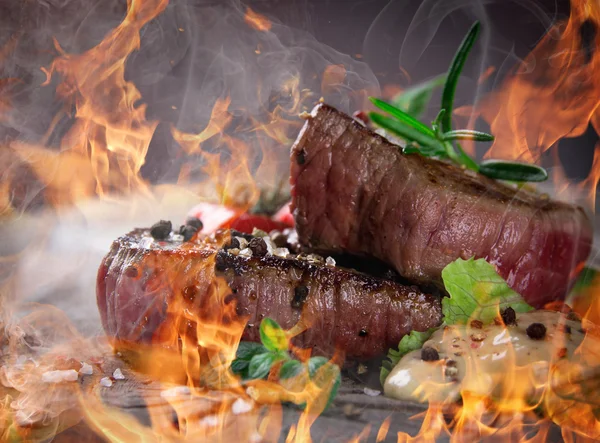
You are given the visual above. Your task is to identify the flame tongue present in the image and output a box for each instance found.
[481,1,600,164]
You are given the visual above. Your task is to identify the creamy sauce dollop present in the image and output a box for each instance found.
[384,311,587,403]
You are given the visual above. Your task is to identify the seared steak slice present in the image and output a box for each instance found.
[290,104,593,308]
[97,229,442,359]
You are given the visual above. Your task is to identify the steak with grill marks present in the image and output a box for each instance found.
[290,104,593,308]
[96,229,443,359]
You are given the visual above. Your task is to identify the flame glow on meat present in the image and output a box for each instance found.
[1,0,600,442]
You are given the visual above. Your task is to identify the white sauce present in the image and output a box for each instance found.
[384,311,587,403]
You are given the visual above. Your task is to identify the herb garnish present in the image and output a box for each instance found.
[380,257,534,385]
[369,21,548,183]
[232,317,341,409]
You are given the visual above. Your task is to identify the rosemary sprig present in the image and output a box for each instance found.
[369,21,548,183]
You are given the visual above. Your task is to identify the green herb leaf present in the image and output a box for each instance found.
[440,21,481,133]
[441,257,534,324]
[392,74,447,119]
[259,318,288,352]
[369,112,445,153]
[279,360,304,380]
[248,352,284,380]
[380,328,437,386]
[478,160,548,182]
[231,342,268,378]
[308,357,341,410]
[370,97,436,137]
[571,267,598,294]
[442,130,495,142]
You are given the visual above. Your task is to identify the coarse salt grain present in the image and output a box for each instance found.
[113,368,125,380]
[199,415,219,427]
[273,247,290,258]
[238,248,253,258]
[161,385,192,398]
[231,398,253,415]
[100,377,113,387]
[363,387,381,397]
[326,256,336,267]
[263,236,276,255]
[79,362,93,375]
[235,237,249,250]
[41,369,79,383]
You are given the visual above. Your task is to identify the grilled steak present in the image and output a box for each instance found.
[96,229,442,359]
[290,104,593,308]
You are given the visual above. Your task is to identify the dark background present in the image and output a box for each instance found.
[248,0,598,182]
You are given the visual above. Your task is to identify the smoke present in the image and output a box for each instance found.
[0,0,380,193]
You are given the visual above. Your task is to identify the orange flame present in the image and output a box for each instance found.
[244,7,272,33]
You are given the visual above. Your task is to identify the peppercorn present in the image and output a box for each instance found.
[297,149,306,165]
[180,225,198,242]
[224,237,241,250]
[526,322,547,340]
[185,217,203,232]
[214,251,228,272]
[150,220,172,240]
[358,329,368,337]
[421,347,439,362]
[501,307,517,326]
[291,286,309,309]
[248,237,268,257]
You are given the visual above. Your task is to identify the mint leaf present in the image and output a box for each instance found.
[279,360,303,380]
[380,328,437,386]
[259,318,288,352]
[441,257,533,324]
[248,352,284,380]
[231,342,268,378]
[308,357,341,410]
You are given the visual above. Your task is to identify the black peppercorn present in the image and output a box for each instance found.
[150,220,172,240]
[291,286,309,309]
[501,307,517,326]
[271,232,288,248]
[180,225,198,242]
[226,238,241,251]
[248,237,268,257]
[185,217,203,232]
[296,149,306,165]
[563,324,572,334]
[358,329,368,337]
[421,347,439,362]
[526,322,547,340]
[214,251,228,272]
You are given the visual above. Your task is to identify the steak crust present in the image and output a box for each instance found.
[290,104,593,308]
[96,229,443,359]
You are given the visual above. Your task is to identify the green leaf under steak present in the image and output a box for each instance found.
[380,328,437,386]
[441,257,534,324]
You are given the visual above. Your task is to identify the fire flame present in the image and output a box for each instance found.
[477,0,600,209]
[2,0,600,441]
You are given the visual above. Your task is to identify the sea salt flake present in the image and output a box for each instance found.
[363,387,381,397]
[161,385,191,398]
[326,256,336,267]
[100,377,113,387]
[113,368,125,380]
[199,415,219,427]
[238,248,253,258]
[235,237,249,249]
[263,236,276,255]
[231,398,253,415]
[273,247,290,258]
[42,369,79,383]
[79,362,93,375]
